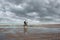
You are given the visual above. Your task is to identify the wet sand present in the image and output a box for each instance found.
[40,24,60,28]
[0,27,60,40]
[0,24,60,28]
[6,32,60,40]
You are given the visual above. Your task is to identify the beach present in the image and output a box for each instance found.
[0,24,60,40]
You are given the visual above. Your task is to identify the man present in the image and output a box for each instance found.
[24,20,27,26]
[24,20,28,34]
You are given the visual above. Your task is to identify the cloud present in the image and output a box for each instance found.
[0,0,60,24]
[27,19,40,25]
[26,12,38,16]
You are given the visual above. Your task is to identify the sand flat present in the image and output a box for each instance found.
[4,32,60,40]
[0,27,60,40]
[0,24,60,28]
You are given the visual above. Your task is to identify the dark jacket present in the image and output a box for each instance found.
[24,21,27,26]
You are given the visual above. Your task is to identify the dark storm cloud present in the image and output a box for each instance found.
[6,0,24,4]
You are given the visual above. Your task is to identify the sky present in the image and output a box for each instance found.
[0,0,60,24]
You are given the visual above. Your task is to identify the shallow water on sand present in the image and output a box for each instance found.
[0,26,60,40]
[0,26,60,33]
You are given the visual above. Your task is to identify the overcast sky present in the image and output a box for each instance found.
[0,0,60,24]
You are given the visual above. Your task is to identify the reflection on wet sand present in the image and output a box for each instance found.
[0,27,60,40]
